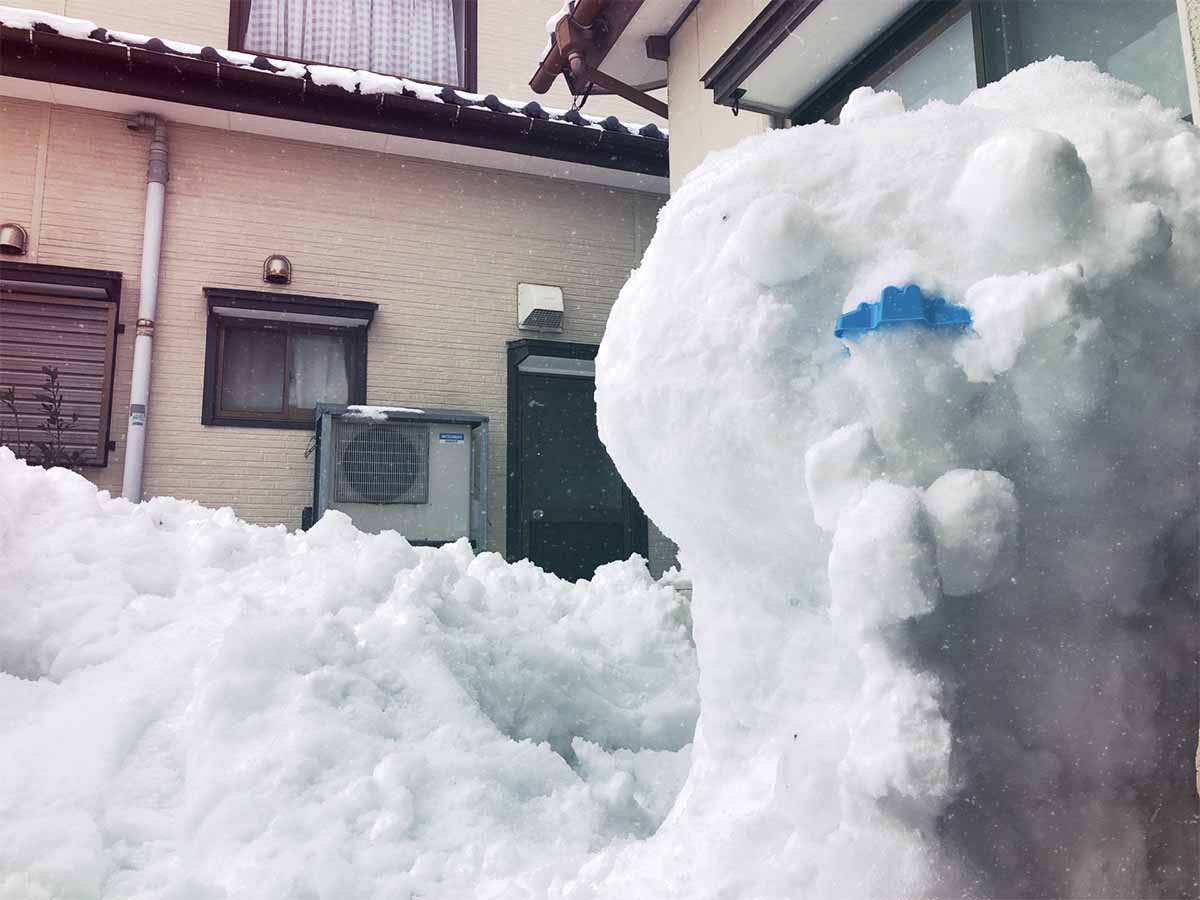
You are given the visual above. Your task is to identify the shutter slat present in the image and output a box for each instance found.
[0,300,110,322]
[1,312,111,333]
[1,349,109,368]
[2,369,107,388]
[0,326,110,349]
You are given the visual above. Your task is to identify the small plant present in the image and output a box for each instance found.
[0,383,30,459]
[0,367,86,470]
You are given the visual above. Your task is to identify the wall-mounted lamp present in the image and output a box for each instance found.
[263,254,292,285]
[0,223,29,256]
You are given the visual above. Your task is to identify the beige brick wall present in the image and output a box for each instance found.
[150,119,661,555]
[2,98,666,565]
[1,98,148,497]
[15,0,231,48]
[13,0,665,126]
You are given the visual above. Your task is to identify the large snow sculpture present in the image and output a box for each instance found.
[592,60,1199,899]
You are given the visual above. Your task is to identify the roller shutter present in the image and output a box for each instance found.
[0,292,119,466]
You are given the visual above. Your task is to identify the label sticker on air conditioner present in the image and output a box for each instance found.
[438,432,465,443]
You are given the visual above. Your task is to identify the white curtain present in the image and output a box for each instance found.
[246,0,461,85]
[289,333,350,409]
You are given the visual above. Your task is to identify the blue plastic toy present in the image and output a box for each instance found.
[834,284,971,339]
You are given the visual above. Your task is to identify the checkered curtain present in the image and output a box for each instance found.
[246,0,461,85]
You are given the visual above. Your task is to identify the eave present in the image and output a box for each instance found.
[0,15,669,182]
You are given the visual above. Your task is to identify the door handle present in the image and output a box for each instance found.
[532,509,545,520]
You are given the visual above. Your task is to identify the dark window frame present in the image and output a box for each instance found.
[701,0,827,115]
[227,0,479,93]
[792,0,981,125]
[0,261,122,467]
[789,0,1191,125]
[201,288,376,430]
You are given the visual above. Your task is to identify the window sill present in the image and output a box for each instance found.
[203,415,319,431]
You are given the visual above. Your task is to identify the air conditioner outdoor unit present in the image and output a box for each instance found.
[311,404,488,547]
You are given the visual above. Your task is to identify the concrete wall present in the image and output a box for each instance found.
[14,0,664,127]
[2,96,669,568]
[666,0,771,192]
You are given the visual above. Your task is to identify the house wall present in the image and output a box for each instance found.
[1,96,671,569]
[666,0,771,192]
[1,97,148,497]
[11,0,231,48]
[12,0,665,128]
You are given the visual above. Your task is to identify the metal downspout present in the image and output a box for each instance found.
[121,114,168,502]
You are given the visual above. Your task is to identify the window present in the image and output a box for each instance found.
[202,288,376,429]
[793,0,1191,125]
[875,4,979,111]
[0,263,122,467]
[228,0,478,90]
[977,0,1191,115]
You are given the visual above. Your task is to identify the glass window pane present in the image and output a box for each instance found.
[221,327,286,412]
[244,0,462,85]
[288,332,351,409]
[877,11,979,109]
[1004,1,1189,113]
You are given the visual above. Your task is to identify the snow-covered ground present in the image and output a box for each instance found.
[2,59,1198,899]
[0,452,696,899]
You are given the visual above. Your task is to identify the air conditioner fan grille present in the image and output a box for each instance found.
[333,420,429,504]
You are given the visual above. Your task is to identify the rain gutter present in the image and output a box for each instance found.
[0,23,668,178]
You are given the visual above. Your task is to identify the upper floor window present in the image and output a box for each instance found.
[229,0,477,90]
[794,0,1191,124]
[981,0,1191,116]
[874,4,978,112]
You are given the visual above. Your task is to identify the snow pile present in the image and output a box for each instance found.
[0,451,696,900]
[593,60,1198,899]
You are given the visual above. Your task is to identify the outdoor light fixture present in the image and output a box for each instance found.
[263,254,292,285]
[0,223,29,256]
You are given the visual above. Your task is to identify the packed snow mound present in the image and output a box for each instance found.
[594,59,1198,899]
[0,451,697,900]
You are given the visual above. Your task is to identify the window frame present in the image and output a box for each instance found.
[790,0,1192,125]
[201,288,376,430]
[227,0,479,93]
[791,0,982,125]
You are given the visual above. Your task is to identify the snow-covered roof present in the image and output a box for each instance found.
[0,5,668,176]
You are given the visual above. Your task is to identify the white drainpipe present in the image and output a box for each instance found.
[121,114,169,502]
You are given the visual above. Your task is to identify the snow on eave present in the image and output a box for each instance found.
[0,4,668,140]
